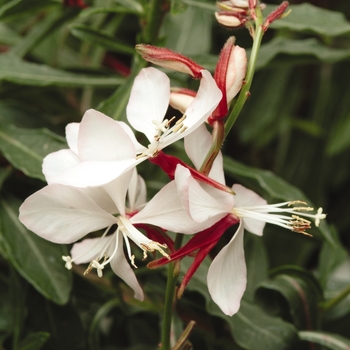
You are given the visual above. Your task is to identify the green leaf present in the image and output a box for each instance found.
[257,37,350,70]
[0,22,20,45]
[268,3,350,37]
[223,155,335,245]
[182,257,298,349]
[113,0,144,13]
[161,5,212,56]
[256,267,323,330]
[18,332,50,350]
[0,168,11,189]
[80,5,142,17]
[0,196,72,305]
[0,0,59,21]
[70,24,135,55]
[0,54,124,87]
[0,123,66,181]
[318,226,348,288]
[299,331,350,350]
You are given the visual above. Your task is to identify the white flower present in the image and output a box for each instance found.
[43,67,221,188]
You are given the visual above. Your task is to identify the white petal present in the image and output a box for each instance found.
[184,123,225,184]
[66,122,79,155]
[78,109,136,161]
[19,184,117,244]
[127,67,170,142]
[160,70,222,149]
[118,121,147,154]
[131,181,213,234]
[102,169,134,215]
[169,91,195,114]
[43,149,80,184]
[127,170,147,211]
[188,175,232,223]
[110,233,144,301]
[232,184,267,236]
[207,222,246,316]
[71,236,111,264]
[44,157,143,188]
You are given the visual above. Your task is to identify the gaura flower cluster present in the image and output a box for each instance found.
[19,22,325,316]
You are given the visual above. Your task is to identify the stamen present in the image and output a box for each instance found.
[140,242,170,260]
[62,256,73,270]
[315,207,326,227]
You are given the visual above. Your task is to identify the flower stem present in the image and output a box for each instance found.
[199,120,225,175]
[160,233,184,350]
[224,7,264,137]
[142,0,166,44]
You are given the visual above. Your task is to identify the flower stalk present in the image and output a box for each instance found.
[161,233,184,350]
[224,6,264,137]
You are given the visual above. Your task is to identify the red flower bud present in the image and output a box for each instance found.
[169,88,196,114]
[263,1,290,32]
[135,44,204,78]
[209,37,247,123]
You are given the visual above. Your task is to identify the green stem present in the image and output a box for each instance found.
[160,233,184,350]
[224,8,264,137]
[199,120,225,175]
[142,0,166,44]
[321,285,350,312]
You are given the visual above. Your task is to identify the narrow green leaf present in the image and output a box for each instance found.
[268,3,350,37]
[257,37,350,70]
[318,226,348,288]
[113,0,144,13]
[256,267,323,330]
[299,331,350,350]
[80,5,142,17]
[0,168,11,188]
[18,332,50,350]
[0,123,66,181]
[70,24,135,55]
[0,23,21,45]
[0,0,59,21]
[0,197,72,305]
[0,54,124,87]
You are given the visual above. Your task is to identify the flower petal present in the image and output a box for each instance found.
[66,122,79,155]
[110,233,144,301]
[232,184,267,236]
[45,157,143,188]
[78,109,136,161]
[207,222,246,316]
[71,236,112,264]
[102,169,134,215]
[131,181,213,234]
[160,70,222,149]
[184,123,225,184]
[19,184,117,244]
[127,67,170,142]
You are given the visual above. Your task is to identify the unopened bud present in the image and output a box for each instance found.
[136,44,204,78]
[169,88,196,114]
[262,1,290,32]
[215,12,247,28]
[209,37,247,122]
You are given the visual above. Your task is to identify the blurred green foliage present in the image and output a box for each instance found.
[0,0,349,349]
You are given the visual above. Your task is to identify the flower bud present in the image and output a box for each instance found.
[135,44,204,78]
[209,37,247,122]
[262,1,290,32]
[214,11,247,28]
[169,88,196,114]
